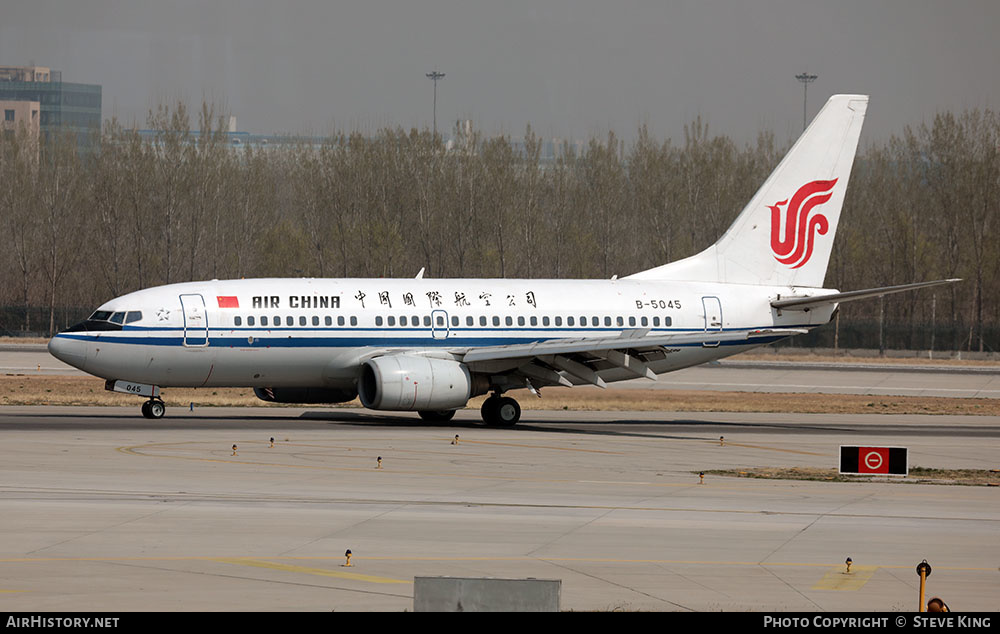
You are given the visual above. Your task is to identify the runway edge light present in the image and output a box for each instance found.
[916,560,932,612]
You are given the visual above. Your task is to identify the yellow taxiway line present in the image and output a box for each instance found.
[212,558,408,584]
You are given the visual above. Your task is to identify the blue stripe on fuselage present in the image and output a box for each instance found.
[53,328,797,349]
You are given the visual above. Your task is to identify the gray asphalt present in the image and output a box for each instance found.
[6,345,1000,397]
[1,405,997,611]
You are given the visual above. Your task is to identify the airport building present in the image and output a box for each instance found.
[0,65,101,145]
[1,99,41,140]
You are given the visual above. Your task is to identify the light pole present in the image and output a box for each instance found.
[795,72,818,131]
[426,70,445,137]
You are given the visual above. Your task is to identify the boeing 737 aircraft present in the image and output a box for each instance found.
[49,95,956,425]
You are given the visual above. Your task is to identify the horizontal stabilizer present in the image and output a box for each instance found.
[771,279,961,311]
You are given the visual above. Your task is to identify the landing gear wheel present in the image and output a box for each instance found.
[418,410,456,423]
[481,395,520,427]
[495,397,520,427]
[142,399,165,419]
[480,396,499,424]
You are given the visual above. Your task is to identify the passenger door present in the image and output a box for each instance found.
[180,294,209,347]
[701,296,722,348]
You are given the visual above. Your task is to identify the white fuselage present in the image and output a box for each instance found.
[49,277,834,390]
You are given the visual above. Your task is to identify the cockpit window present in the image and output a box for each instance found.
[125,311,142,324]
[90,311,112,321]
[109,312,125,324]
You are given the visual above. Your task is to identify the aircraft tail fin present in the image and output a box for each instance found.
[628,94,868,287]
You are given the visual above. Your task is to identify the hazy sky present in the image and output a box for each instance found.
[2,1,998,146]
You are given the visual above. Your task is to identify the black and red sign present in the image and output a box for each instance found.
[840,446,908,476]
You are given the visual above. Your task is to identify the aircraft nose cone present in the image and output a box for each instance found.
[48,335,87,371]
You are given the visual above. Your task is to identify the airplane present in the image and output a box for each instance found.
[48,94,957,425]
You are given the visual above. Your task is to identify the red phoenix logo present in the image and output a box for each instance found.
[769,179,838,268]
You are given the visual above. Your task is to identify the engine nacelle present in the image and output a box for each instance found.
[358,355,482,411]
[254,386,357,404]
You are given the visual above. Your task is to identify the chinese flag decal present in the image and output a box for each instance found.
[217,296,240,308]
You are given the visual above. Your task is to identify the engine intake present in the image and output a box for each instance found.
[359,355,483,411]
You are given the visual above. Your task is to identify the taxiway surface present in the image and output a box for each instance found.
[1,406,997,611]
[5,344,1000,398]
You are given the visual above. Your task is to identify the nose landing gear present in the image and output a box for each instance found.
[106,380,165,419]
[140,399,166,419]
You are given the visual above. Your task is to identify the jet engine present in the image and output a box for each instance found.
[253,386,357,404]
[358,355,486,411]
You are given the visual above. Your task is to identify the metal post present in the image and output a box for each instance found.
[930,294,936,360]
[426,70,445,137]
[795,73,818,131]
[916,560,932,612]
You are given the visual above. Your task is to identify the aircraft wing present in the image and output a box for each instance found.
[454,328,806,388]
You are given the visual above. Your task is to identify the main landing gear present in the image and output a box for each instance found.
[480,393,521,427]
[140,398,166,419]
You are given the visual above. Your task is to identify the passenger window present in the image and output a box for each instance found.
[109,312,125,324]
[299,316,307,326]
[451,316,459,327]
[555,316,562,326]
[664,316,672,327]
[466,316,474,326]
[325,316,332,326]
[234,316,242,327]
[350,316,357,326]
[604,316,611,326]
[400,316,408,326]
[653,316,660,327]
[312,316,319,326]
[125,311,142,324]
[530,316,537,326]
[492,316,500,327]
[616,316,624,327]
[542,316,550,326]
[424,316,431,327]
[505,316,513,327]
[436,315,445,326]
[248,316,255,326]
[375,316,383,326]
[592,316,599,327]
[641,316,648,327]
[567,317,575,326]
[517,316,525,326]
[261,316,269,326]
[629,316,636,327]
[337,316,345,326]
[480,316,487,327]
[388,316,396,326]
